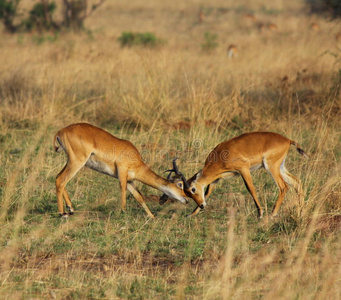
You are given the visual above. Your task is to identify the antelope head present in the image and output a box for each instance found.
[159,158,190,204]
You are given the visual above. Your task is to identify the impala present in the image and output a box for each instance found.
[53,123,189,218]
[163,132,308,218]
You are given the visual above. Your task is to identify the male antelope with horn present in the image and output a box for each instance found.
[162,132,308,218]
[53,123,188,218]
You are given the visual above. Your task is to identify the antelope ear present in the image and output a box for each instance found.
[193,170,203,183]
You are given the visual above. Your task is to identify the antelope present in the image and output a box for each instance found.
[198,10,204,23]
[243,13,256,22]
[227,44,238,59]
[162,132,308,218]
[335,32,341,43]
[310,22,320,32]
[257,22,278,33]
[267,22,278,31]
[53,123,188,218]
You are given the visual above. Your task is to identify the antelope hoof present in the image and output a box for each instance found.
[66,206,74,215]
[59,213,69,219]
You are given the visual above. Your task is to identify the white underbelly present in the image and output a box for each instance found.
[221,171,238,179]
[85,157,116,177]
[250,163,262,172]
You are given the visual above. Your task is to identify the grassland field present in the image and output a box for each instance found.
[0,0,340,299]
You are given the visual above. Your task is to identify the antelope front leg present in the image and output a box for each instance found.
[127,182,155,218]
[118,168,128,212]
[239,168,264,219]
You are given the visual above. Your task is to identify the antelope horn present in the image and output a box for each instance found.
[172,158,190,190]
[164,169,175,180]
[159,193,169,205]
[160,158,189,205]
[163,157,181,180]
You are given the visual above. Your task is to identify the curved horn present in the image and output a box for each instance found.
[172,158,190,190]
[171,157,180,174]
[160,158,189,205]
[163,157,180,180]
[164,170,174,180]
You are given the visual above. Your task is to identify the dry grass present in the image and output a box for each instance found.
[0,0,340,299]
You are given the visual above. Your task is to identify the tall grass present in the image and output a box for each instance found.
[0,0,340,299]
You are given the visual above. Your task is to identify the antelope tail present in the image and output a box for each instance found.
[53,133,63,153]
[291,141,308,159]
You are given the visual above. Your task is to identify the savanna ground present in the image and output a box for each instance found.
[0,0,340,299]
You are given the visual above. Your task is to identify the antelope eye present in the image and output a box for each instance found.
[191,187,196,194]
